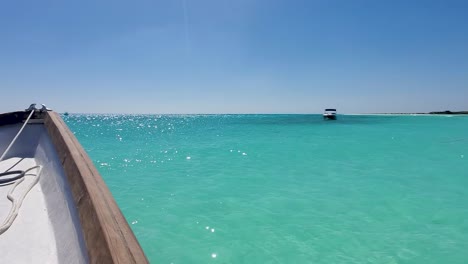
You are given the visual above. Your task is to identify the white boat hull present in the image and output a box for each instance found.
[0,110,148,263]
[0,124,87,263]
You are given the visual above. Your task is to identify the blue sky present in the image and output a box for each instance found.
[0,0,467,113]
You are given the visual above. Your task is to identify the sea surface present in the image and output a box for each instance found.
[64,114,468,264]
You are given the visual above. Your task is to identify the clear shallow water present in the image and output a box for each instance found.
[64,114,468,263]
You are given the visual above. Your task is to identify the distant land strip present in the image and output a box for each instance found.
[370,111,468,115]
[428,111,468,115]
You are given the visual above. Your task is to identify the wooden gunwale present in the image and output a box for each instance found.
[44,112,148,264]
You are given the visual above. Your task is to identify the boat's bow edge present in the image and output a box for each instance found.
[44,112,148,264]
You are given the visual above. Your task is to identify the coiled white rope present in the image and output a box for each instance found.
[0,108,41,235]
[0,109,35,162]
[0,166,42,235]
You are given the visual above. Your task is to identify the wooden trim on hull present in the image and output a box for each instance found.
[43,112,148,264]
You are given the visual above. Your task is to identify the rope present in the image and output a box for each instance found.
[0,170,26,185]
[0,107,41,235]
[0,110,35,162]
[0,165,42,235]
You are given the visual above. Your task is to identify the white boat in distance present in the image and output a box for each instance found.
[0,104,148,264]
[323,108,337,120]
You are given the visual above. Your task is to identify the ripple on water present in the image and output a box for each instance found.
[64,114,468,263]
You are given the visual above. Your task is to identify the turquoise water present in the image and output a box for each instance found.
[64,114,468,263]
